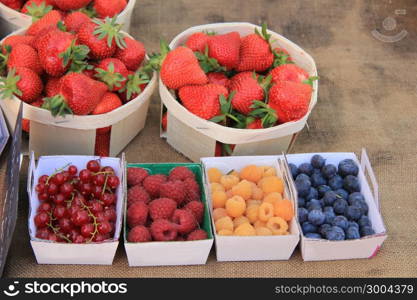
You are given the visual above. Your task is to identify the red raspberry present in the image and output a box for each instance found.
[176,235,186,241]
[172,209,197,234]
[159,180,186,205]
[127,185,150,206]
[184,190,201,203]
[143,174,167,198]
[127,167,149,186]
[127,202,148,227]
[148,198,177,220]
[128,225,151,242]
[184,200,204,224]
[187,229,208,241]
[150,219,177,241]
[183,177,201,203]
[168,166,195,181]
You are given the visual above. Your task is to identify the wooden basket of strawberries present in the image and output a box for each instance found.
[157,23,318,162]
[0,15,156,157]
[0,0,136,34]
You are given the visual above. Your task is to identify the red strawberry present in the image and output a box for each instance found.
[128,225,151,242]
[172,209,197,234]
[7,43,43,74]
[272,47,293,65]
[54,0,92,11]
[45,76,61,97]
[215,142,222,157]
[148,198,177,220]
[77,18,126,60]
[268,81,312,123]
[185,32,209,52]
[42,72,107,116]
[0,67,43,103]
[1,0,23,10]
[93,0,127,18]
[127,185,151,206]
[95,58,128,91]
[94,131,110,157]
[32,24,60,51]
[159,180,186,206]
[270,64,309,84]
[27,10,62,36]
[246,118,263,129]
[187,229,207,241]
[2,35,35,49]
[21,0,54,20]
[159,46,208,89]
[237,24,274,72]
[228,71,266,115]
[127,167,149,186]
[92,92,122,134]
[207,31,240,70]
[161,112,167,131]
[143,174,167,198]
[184,201,204,224]
[169,166,195,181]
[178,84,228,120]
[207,72,230,88]
[119,70,149,102]
[64,11,90,33]
[127,201,148,227]
[150,219,177,241]
[114,37,145,71]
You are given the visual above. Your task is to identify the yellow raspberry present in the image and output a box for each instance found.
[240,165,263,183]
[218,229,233,236]
[220,174,239,190]
[211,182,225,193]
[234,223,256,236]
[256,226,273,236]
[258,202,274,221]
[247,199,262,207]
[262,166,276,177]
[266,217,288,235]
[212,208,228,222]
[208,168,222,183]
[274,199,294,221]
[212,190,227,209]
[229,170,240,179]
[233,216,250,228]
[232,180,252,200]
[263,192,283,206]
[253,220,267,229]
[225,195,246,218]
[215,216,234,232]
[245,204,259,223]
[259,176,284,195]
[252,186,264,201]
[226,189,234,199]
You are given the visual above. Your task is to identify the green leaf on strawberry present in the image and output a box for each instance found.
[249,100,278,128]
[25,1,53,22]
[93,17,126,49]
[303,76,319,86]
[120,69,151,101]
[143,39,171,72]
[59,40,90,73]
[0,68,22,99]
[195,45,226,73]
[42,95,73,117]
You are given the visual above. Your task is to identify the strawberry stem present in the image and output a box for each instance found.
[0,68,22,100]
[93,17,126,49]
[42,95,73,117]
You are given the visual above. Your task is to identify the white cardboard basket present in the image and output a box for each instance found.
[0,0,136,35]
[200,155,300,262]
[27,153,126,265]
[284,149,387,261]
[0,28,157,157]
[160,23,318,162]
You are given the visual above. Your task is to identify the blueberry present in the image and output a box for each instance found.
[324,210,336,224]
[297,197,306,207]
[302,221,318,234]
[298,163,314,176]
[344,205,362,221]
[334,188,349,200]
[348,192,365,204]
[328,175,343,190]
[323,190,338,206]
[319,223,332,236]
[308,209,326,225]
[319,198,325,207]
[358,215,372,228]
[321,164,337,179]
[348,221,359,229]
[312,168,322,174]
[307,199,322,212]
[311,154,326,169]
[360,226,375,237]
[333,198,348,214]
[310,172,327,187]
[289,163,299,179]
[317,185,331,197]
[295,178,311,197]
[332,215,349,230]
[343,175,361,192]
[298,207,309,223]
[350,199,369,215]
[338,159,359,177]
[305,187,318,201]
[296,173,310,182]
[323,206,334,213]
[305,233,322,239]
[325,226,345,240]
[346,226,360,239]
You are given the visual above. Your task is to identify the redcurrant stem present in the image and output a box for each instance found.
[45,213,72,243]
[79,201,99,243]
[93,171,114,176]
[46,163,71,184]
[65,192,75,208]
[101,173,109,197]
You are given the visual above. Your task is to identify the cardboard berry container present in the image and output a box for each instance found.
[284,149,387,261]
[124,163,214,267]
[160,22,318,162]
[0,0,136,35]
[27,152,126,265]
[200,155,300,262]
[0,27,157,158]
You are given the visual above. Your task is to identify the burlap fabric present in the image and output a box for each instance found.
[3,0,417,277]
